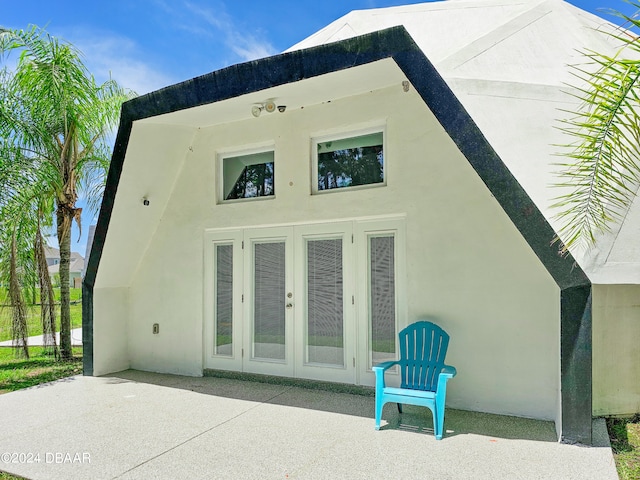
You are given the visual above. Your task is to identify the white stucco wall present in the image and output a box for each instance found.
[92,287,130,376]
[98,81,559,421]
[593,285,640,416]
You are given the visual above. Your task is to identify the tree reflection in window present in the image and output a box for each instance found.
[317,132,383,191]
[223,151,274,201]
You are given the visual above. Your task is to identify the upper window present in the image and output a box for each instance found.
[314,131,384,193]
[221,150,274,201]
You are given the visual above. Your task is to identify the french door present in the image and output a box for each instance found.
[294,222,355,383]
[204,218,404,386]
[204,223,355,383]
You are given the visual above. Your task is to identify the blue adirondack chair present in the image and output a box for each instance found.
[373,320,456,440]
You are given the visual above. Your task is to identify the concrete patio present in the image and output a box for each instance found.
[0,370,618,479]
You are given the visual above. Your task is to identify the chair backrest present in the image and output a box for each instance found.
[398,320,450,392]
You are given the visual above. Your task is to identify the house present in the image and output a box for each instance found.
[83,0,639,445]
[45,247,85,288]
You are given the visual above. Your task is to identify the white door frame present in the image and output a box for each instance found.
[242,226,295,377]
[203,229,244,372]
[203,216,406,386]
[294,221,356,384]
[355,218,406,387]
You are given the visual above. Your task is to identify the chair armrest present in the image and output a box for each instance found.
[372,361,399,373]
[436,365,456,397]
[372,361,400,391]
[441,365,457,378]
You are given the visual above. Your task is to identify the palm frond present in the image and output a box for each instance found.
[553,5,640,254]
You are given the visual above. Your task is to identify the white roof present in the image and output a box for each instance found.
[289,0,634,283]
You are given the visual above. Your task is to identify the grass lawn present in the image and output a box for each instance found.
[0,346,82,394]
[0,473,26,480]
[0,288,82,342]
[608,415,640,480]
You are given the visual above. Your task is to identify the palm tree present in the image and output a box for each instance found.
[0,25,134,359]
[553,3,640,254]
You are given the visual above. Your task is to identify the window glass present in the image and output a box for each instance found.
[316,132,383,191]
[214,243,233,356]
[223,151,274,200]
[253,241,286,361]
[306,238,344,366]
[369,234,396,367]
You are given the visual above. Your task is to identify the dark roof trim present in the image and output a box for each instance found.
[83,25,591,443]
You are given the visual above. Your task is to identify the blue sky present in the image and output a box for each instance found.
[1,0,635,254]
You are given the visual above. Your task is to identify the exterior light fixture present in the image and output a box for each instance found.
[264,101,276,113]
[251,105,263,117]
[251,101,286,117]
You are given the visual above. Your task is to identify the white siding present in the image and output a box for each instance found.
[593,285,640,416]
[93,287,130,376]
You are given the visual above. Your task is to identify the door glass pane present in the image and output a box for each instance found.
[215,244,233,356]
[253,241,286,360]
[369,235,396,367]
[306,238,344,366]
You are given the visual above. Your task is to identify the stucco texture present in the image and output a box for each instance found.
[93,78,560,420]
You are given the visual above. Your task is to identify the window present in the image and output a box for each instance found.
[368,234,396,367]
[306,237,344,366]
[214,243,234,356]
[314,131,384,192]
[221,150,274,201]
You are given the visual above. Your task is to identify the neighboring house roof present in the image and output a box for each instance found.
[84,225,97,277]
[48,254,85,275]
[44,246,85,274]
[44,246,59,260]
[288,0,629,283]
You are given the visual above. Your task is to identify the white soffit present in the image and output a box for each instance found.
[139,59,407,129]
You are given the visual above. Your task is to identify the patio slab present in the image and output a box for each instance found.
[0,370,619,479]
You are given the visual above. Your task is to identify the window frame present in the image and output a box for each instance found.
[311,126,387,195]
[217,145,276,204]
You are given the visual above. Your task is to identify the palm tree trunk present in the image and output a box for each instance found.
[35,224,59,358]
[9,232,29,358]
[57,206,73,360]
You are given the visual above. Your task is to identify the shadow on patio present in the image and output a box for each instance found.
[112,369,559,443]
[0,369,618,479]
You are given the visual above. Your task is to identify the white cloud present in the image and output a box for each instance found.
[69,30,175,95]
[180,1,278,62]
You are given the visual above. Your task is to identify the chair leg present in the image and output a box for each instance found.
[434,405,445,440]
[375,396,384,430]
[397,403,403,414]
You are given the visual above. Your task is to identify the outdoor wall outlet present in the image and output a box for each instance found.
[153,323,159,334]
